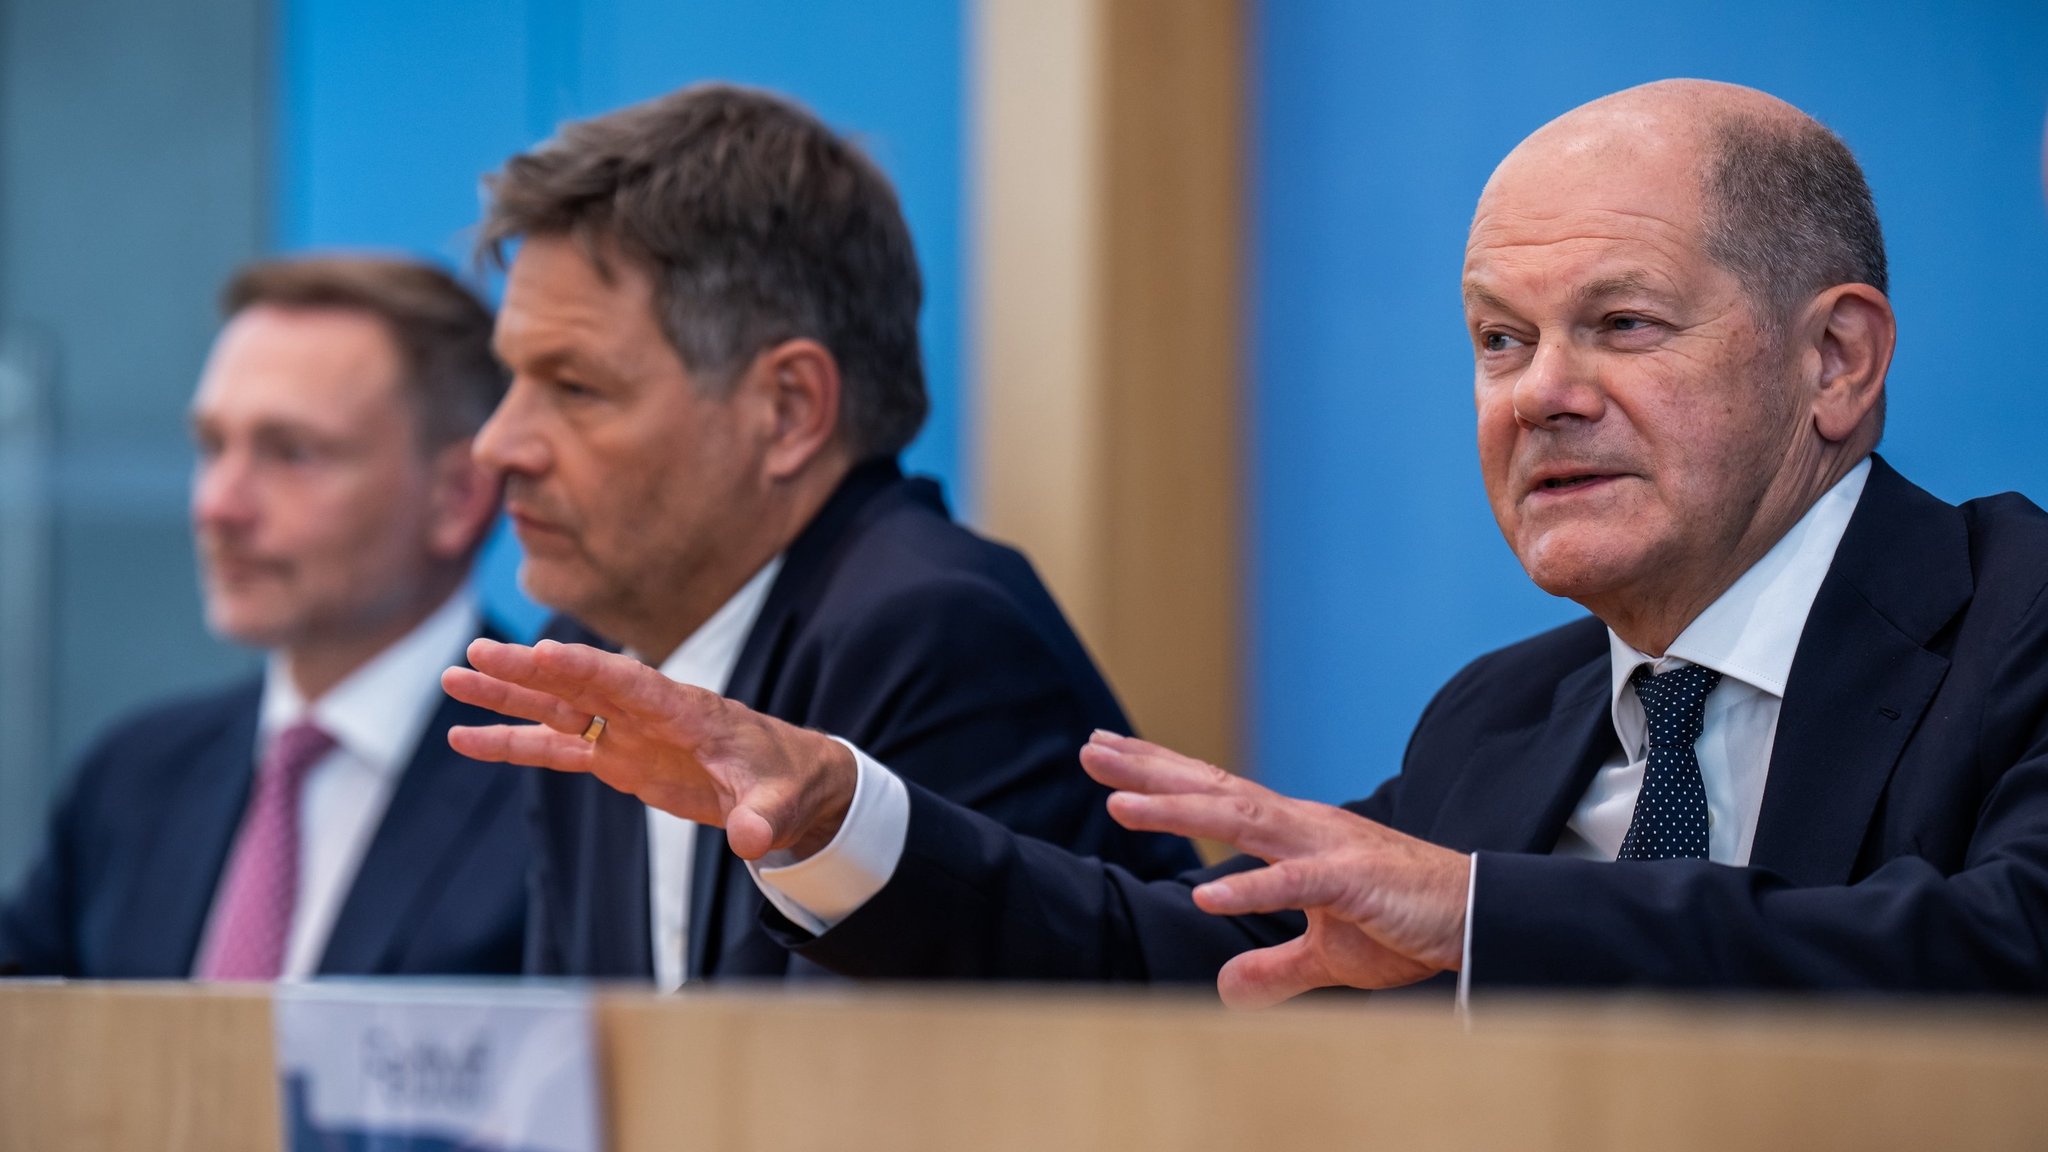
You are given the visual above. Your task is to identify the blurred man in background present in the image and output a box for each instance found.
[449,80,2048,998]
[470,83,1195,986]
[0,256,528,979]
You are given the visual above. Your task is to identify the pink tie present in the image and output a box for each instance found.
[195,720,335,981]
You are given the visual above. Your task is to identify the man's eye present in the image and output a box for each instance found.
[1609,314,1651,332]
[1481,331,1522,353]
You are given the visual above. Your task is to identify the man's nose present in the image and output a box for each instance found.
[1510,338,1606,429]
[190,449,258,532]
[471,379,548,476]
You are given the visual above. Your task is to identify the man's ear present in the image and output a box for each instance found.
[426,438,504,560]
[752,338,843,481]
[1801,283,1895,444]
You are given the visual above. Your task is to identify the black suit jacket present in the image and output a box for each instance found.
[771,456,2048,993]
[0,655,530,978]
[525,459,1199,980]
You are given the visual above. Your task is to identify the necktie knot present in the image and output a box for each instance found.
[1632,663,1721,752]
[264,720,336,788]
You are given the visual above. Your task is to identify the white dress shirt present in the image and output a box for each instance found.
[192,587,479,981]
[643,556,783,992]
[753,459,1876,986]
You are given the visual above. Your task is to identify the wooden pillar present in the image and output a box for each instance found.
[974,0,1244,772]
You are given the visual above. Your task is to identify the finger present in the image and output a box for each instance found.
[464,637,542,681]
[1079,739,1239,797]
[1105,789,1319,861]
[1215,937,1330,1010]
[529,641,726,726]
[463,638,639,721]
[1192,859,1346,916]
[1091,731,1210,765]
[448,723,597,773]
[442,667,592,734]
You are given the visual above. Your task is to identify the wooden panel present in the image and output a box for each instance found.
[975,0,1244,773]
[6,985,2048,1151]
[0,984,278,1151]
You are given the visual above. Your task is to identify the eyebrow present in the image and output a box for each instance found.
[1461,283,1514,315]
[504,344,616,382]
[1462,271,1679,316]
[1572,271,1673,308]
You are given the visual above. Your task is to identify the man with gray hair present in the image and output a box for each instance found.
[470,83,1195,985]
[451,79,2048,997]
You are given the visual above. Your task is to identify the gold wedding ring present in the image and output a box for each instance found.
[580,715,607,744]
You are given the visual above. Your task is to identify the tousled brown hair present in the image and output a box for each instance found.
[222,255,506,448]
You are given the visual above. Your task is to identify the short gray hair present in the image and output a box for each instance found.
[478,83,929,461]
[1701,113,1888,334]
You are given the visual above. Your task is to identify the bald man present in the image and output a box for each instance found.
[446,80,2048,999]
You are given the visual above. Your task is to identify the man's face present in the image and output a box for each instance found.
[479,235,763,648]
[1463,129,1805,615]
[191,306,455,651]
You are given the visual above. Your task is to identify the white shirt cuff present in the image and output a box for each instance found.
[747,738,910,936]
[1455,852,1477,1022]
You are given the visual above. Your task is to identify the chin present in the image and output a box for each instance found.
[204,606,293,651]
[516,563,608,626]
[1514,533,1647,603]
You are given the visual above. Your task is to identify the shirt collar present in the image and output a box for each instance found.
[651,555,785,691]
[260,587,479,777]
[1608,456,1871,708]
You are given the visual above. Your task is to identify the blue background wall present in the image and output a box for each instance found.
[276,0,2048,802]
[1252,0,2048,801]
[276,0,967,636]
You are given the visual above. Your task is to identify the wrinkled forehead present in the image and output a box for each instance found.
[1461,116,1715,291]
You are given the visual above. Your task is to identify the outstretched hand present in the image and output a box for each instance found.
[1080,731,1470,1008]
[441,638,856,860]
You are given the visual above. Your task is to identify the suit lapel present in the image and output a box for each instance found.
[121,686,261,975]
[316,694,511,974]
[1749,456,1970,885]
[1428,652,1614,854]
[683,459,918,978]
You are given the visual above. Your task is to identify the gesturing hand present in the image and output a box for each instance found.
[1080,731,1471,1008]
[441,638,856,860]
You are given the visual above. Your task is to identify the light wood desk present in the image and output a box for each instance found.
[2,983,2044,1150]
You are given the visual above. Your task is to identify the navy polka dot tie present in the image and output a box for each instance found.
[1617,663,1721,862]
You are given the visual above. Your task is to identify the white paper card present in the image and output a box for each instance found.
[274,983,603,1152]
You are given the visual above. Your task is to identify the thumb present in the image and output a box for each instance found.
[723,773,817,860]
[725,803,781,860]
[1215,936,1329,1010]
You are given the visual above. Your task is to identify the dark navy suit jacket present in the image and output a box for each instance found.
[0,661,529,978]
[525,459,1198,980]
[768,456,2048,993]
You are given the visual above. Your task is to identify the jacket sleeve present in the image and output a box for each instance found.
[768,780,1302,982]
[798,574,1199,881]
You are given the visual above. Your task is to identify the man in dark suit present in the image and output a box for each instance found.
[464,84,1194,985]
[449,80,2048,998]
[0,256,527,979]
